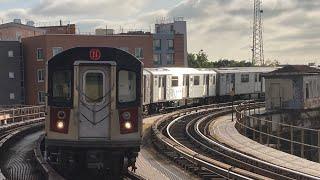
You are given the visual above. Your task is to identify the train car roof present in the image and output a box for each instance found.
[145,67,216,75]
[213,67,278,73]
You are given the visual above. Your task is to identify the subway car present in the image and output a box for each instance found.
[45,47,143,178]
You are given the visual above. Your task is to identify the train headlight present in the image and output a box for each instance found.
[124,121,132,129]
[121,111,131,120]
[57,121,65,129]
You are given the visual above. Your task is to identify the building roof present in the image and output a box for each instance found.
[0,22,46,32]
[213,67,277,74]
[145,67,216,75]
[264,65,320,77]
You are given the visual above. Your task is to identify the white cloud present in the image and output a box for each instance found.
[1,0,320,64]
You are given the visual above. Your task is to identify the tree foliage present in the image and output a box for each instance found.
[188,50,254,68]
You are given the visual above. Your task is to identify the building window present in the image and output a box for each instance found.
[37,48,44,61]
[37,69,45,82]
[167,54,174,65]
[135,48,143,59]
[9,93,15,100]
[9,72,15,79]
[8,50,14,57]
[16,32,22,41]
[119,47,129,52]
[168,39,174,50]
[171,76,179,87]
[153,39,161,50]
[194,76,200,86]
[38,91,45,104]
[241,74,249,83]
[52,47,63,56]
[153,54,161,65]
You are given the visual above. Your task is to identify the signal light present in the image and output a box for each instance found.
[119,108,138,134]
[121,111,131,120]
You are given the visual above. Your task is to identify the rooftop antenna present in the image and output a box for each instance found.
[252,0,264,66]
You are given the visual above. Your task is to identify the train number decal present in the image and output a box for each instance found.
[89,48,101,61]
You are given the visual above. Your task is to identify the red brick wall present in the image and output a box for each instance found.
[173,34,185,67]
[39,24,76,34]
[22,34,153,105]
[0,26,45,41]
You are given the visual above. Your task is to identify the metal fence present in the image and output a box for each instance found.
[235,101,320,163]
[0,106,46,126]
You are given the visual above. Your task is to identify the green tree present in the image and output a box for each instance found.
[188,50,210,68]
[188,50,254,68]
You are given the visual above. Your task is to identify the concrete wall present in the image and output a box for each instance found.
[0,41,23,105]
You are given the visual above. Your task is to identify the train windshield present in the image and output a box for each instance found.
[52,71,72,101]
[118,70,136,103]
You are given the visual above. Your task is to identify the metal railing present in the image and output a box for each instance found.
[235,101,320,163]
[0,106,46,126]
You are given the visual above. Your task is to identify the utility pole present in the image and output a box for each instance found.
[252,0,264,66]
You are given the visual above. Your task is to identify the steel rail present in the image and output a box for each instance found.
[195,105,320,180]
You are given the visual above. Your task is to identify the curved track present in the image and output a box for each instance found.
[152,102,319,180]
[0,121,44,180]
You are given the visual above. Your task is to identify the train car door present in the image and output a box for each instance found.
[270,83,281,108]
[226,74,235,94]
[254,73,260,92]
[206,74,210,96]
[158,75,166,101]
[76,62,112,139]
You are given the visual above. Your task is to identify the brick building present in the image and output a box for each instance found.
[0,22,46,41]
[22,33,186,105]
[153,18,188,67]
[0,41,24,104]
[39,24,76,34]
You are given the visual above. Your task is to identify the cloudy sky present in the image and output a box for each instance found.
[0,0,319,64]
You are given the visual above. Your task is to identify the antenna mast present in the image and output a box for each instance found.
[252,0,264,66]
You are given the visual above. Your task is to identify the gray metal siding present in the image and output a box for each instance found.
[0,41,23,105]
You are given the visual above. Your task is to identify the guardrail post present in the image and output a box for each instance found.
[277,124,281,150]
[253,117,256,141]
[290,126,294,155]
[259,118,262,143]
[301,129,305,158]
[318,131,320,163]
[11,109,14,123]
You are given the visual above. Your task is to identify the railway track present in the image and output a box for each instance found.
[0,120,45,180]
[152,102,319,180]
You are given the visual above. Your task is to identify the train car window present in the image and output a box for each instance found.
[212,76,216,85]
[171,76,179,87]
[241,74,250,83]
[162,76,166,87]
[259,74,262,82]
[52,71,71,101]
[255,74,258,82]
[118,70,136,103]
[85,72,104,103]
[194,76,200,86]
